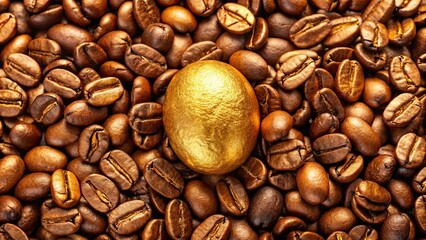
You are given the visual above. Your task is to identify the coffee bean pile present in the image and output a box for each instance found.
[0,0,425,239]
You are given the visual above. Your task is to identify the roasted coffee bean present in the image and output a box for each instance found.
[248,186,283,229]
[0,77,27,117]
[311,88,345,122]
[29,4,63,30]
[272,216,306,237]
[388,18,416,46]
[276,54,315,91]
[30,93,64,125]
[181,41,222,67]
[285,191,321,222]
[144,158,184,199]
[81,0,107,18]
[81,174,120,213]
[42,59,77,75]
[277,0,306,15]
[50,169,81,208]
[383,93,421,127]
[67,158,100,182]
[254,84,281,118]
[187,0,216,17]
[193,15,222,43]
[235,156,267,190]
[354,43,387,71]
[360,21,389,51]
[77,199,107,235]
[329,153,364,184]
[152,69,177,96]
[341,117,381,156]
[25,146,68,173]
[216,3,255,34]
[395,133,426,169]
[132,130,162,151]
[276,49,321,70]
[9,123,41,151]
[267,170,297,191]
[161,6,197,33]
[267,12,296,39]
[43,69,82,100]
[319,207,357,236]
[3,53,41,87]
[184,180,218,220]
[133,0,160,30]
[141,219,167,240]
[296,162,329,205]
[100,150,139,190]
[64,100,108,126]
[362,0,395,23]
[0,155,25,194]
[245,17,268,51]
[16,203,39,234]
[103,114,130,147]
[313,133,351,164]
[335,59,364,102]
[128,102,163,134]
[0,13,17,44]
[84,77,124,107]
[389,55,421,93]
[0,223,28,240]
[229,50,268,82]
[41,208,82,236]
[413,167,426,194]
[414,195,426,233]
[125,44,167,78]
[192,214,230,240]
[108,200,152,235]
[348,225,379,240]
[304,68,335,102]
[322,47,354,75]
[323,16,361,48]
[47,24,93,53]
[14,172,51,201]
[290,14,331,49]
[229,218,258,240]
[365,154,396,184]
[261,110,293,143]
[141,23,174,53]
[0,34,31,64]
[78,68,100,85]
[267,139,307,171]
[97,30,132,61]
[62,0,91,27]
[309,113,339,140]
[387,178,415,210]
[380,213,413,240]
[0,195,21,223]
[23,0,50,13]
[73,42,108,69]
[130,76,151,106]
[352,180,391,224]
[0,143,20,158]
[165,33,193,68]
[78,125,110,164]
[92,13,116,41]
[165,199,192,240]
[363,77,392,109]
[116,1,138,37]
[216,177,249,217]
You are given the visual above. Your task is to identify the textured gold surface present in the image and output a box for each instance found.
[163,60,260,174]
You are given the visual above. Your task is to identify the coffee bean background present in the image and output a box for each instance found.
[0,0,426,239]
